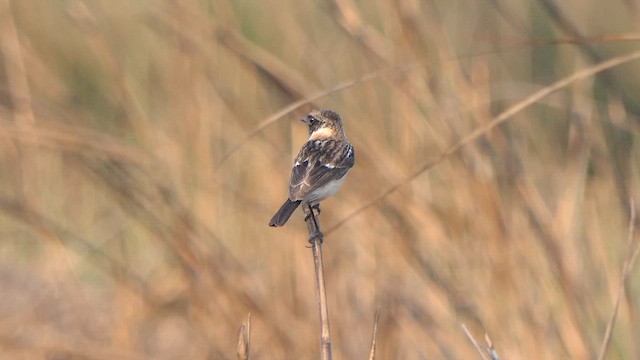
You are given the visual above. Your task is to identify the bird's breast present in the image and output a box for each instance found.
[304,176,347,204]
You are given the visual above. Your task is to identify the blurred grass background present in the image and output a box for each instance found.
[1,0,640,359]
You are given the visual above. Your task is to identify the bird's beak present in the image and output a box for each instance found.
[299,117,307,124]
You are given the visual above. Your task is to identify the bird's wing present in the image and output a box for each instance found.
[289,140,355,201]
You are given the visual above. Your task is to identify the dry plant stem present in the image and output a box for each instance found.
[368,309,380,360]
[597,200,639,360]
[304,204,332,360]
[484,333,500,360]
[236,313,251,360]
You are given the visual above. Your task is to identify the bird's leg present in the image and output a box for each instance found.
[309,228,324,244]
[304,203,322,220]
[306,203,323,244]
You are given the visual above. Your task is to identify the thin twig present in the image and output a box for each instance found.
[368,309,380,360]
[597,199,639,360]
[303,204,332,360]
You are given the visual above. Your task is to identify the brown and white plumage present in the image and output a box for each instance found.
[269,109,355,227]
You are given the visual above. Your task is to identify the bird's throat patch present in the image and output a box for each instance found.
[309,127,335,140]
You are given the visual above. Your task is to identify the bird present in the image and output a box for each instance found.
[269,109,355,227]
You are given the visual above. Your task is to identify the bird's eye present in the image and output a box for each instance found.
[308,116,317,124]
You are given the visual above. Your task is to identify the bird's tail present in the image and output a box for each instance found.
[269,199,302,227]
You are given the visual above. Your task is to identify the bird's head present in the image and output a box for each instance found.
[301,109,345,140]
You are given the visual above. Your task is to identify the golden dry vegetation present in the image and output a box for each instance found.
[1,0,640,359]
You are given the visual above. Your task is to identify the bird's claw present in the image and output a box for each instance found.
[308,230,324,245]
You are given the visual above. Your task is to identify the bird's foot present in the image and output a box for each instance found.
[308,229,324,245]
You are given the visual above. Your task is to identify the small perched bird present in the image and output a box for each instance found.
[269,109,355,227]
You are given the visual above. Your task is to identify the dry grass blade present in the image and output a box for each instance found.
[326,49,640,235]
[368,309,380,360]
[484,333,500,360]
[236,313,251,360]
[462,324,489,360]
[461,325,500,360]
[597,200,640,360]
